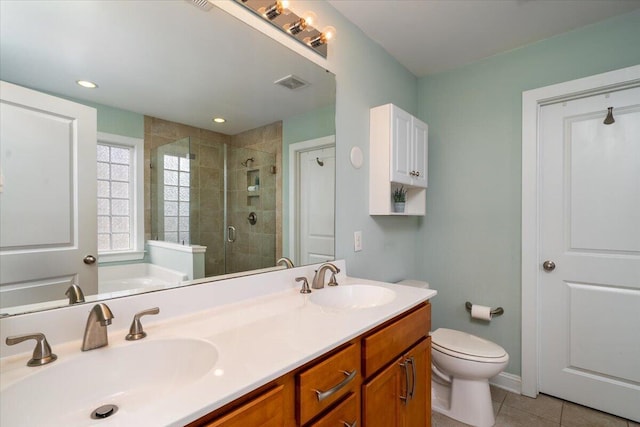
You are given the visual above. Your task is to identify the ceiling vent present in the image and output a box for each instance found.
[186,0,213,11]
[274,75,310,90]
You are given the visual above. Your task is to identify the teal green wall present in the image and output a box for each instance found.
[63,96,144,138]
[302,1,420,281]
[282,104,336,256]
[416,10,640,375]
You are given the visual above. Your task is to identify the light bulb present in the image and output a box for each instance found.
[322,26,336,41]
[301,11,317,27]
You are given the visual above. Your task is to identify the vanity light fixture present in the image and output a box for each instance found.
[305,26,336,48]
[213,117,226,123]
[235,0,335,58]
[76,80,98,89]
[258,0,289,20]
[285,11,316,35]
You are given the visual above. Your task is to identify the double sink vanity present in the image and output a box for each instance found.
[0,261,437,426]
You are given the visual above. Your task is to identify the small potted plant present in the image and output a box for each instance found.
[392,185,407,213]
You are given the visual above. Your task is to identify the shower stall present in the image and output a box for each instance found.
[150,136,276,276]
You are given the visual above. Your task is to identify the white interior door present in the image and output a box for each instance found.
[298,145,335,265]
[539,85,640,421]
[0,81,98,309]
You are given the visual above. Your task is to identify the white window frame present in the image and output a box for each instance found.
[97,132,144,262]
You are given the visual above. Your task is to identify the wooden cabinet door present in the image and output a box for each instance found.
[390,105,413,185]
[401,338,430,427]
[203,385,284,427]
[363,358,401,427]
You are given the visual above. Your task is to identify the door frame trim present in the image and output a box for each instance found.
[288,135,336,266]
[521,65,640,398]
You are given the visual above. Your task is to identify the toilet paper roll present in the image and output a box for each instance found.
[471,304,493,321]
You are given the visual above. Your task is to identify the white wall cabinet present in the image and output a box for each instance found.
[369,104,428,216]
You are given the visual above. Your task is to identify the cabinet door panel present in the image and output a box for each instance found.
[390,106,413,185]
[412,118,428,188]
[363,360,401,427]
[204,385,284,427]
[402,338,430,427]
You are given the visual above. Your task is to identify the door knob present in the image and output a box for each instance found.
[542,260,556,272]
[83,255,97,265]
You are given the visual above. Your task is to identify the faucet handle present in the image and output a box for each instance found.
[6,333,57,367]
[126,307,160,341]
[328,272,339,286]
[296,276,311,294]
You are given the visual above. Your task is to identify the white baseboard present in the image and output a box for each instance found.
[490,372,522,395]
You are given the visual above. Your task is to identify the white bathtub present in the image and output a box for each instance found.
[98,263,188,294]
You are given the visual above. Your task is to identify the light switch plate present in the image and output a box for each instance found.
[354,231,362,252]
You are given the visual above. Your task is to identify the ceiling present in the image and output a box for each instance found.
[328,0,640,77]
[0,0,334,135]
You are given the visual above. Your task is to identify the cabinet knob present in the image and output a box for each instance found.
[415,171,420,177]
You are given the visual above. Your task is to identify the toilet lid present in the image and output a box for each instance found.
[431,328,507,359]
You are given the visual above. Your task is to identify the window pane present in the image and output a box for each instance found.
[98,234,111,252]
[179,157,190,172]
[164,232,178,243]
[112,233,130,250]
[111,164,129,182]
[164,170,178,186]
[164,217,178,232]
[98,216,110,233]
[179,202,190,216]
[179,216,190,232]
[179,172,190,186]
[112,199,129,216]
[179,187,190,202]
[164,155,178,170]
[97,162,110,180]
[112,216,129,233]
[164,186,178,201]
[111,181,129,199]
[97,180,110,198]
[164,201,178,216]
[98,198,110,215]
[110,147,130,165]
[97,145,109,162]
[179,232,190,245]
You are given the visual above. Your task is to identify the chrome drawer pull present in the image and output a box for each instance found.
[399,360,410,404]
[313,369,357,402]
[341,421,357,427]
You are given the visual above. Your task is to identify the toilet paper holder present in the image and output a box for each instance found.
[465,302,504,317]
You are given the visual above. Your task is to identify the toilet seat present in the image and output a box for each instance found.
[431,328,508,363]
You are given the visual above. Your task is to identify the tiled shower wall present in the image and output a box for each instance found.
[144,116,282,277]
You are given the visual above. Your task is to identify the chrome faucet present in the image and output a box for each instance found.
[312,263,340,289]
[82,303,114,351]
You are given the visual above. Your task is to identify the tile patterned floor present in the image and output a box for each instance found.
[431,385,639,427]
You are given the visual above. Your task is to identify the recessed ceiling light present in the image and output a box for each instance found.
[76,80,98,89]
[213,117,226,123]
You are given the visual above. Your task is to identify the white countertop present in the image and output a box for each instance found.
[0,266,436,426]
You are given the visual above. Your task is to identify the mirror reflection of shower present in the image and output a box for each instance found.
[151,134,277,276]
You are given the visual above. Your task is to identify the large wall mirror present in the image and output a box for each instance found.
[0,0,336,316]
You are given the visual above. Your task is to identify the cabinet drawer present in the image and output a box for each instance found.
[298,342,360,425]
[204,385,284,427]
[308,392,358,427]
[363,303,430,378]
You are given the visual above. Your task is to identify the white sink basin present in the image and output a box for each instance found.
[309,284,396,309]
[1,337,218,426]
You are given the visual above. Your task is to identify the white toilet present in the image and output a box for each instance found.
[396,280,509,427]
[431,328,509,427]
